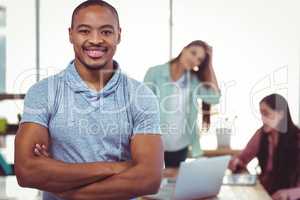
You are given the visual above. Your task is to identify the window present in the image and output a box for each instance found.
[0,0,36,123]
[0,5,5,93]
[5,0,36,93]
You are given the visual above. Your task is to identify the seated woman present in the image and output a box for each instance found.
[229,93,300,200]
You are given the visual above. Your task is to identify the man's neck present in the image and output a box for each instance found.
[74,59,115,92]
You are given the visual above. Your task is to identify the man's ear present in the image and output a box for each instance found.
[68,27,73,44]
[117,27,122,44]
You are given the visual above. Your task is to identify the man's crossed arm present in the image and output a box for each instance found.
[15,123,164,199]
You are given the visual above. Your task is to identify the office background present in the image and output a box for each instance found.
[0,0,299,150]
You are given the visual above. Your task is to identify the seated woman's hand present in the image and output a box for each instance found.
[228,157,245,173]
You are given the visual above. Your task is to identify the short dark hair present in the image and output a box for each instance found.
[71,0,120,28]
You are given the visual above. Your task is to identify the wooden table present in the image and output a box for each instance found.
[202,148,241,157]
[141,168,271,200]
[204,183,272,200]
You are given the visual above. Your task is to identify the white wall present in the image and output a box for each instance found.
[0,0,36,122]
[38,0,169,80]
[1,0,169,122]
[172,0,300,148]
[5,0,36,93]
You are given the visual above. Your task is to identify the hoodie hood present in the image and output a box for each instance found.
[65,60,121,96]
[64,60,121,108]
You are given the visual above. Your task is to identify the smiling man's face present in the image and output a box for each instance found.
[69,5,121,70]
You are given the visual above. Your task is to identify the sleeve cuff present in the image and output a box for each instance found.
[20,119,49,129]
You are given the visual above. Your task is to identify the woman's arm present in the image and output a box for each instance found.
[229,129,262,172]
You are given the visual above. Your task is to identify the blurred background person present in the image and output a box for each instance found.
[144,40,220,167]
[229,94,300,200]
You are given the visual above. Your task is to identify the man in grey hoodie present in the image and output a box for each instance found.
[14,1,163,199]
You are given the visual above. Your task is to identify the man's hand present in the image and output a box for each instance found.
[34,144,50,158]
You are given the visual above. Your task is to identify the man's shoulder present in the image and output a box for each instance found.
[26,71,65,96]
[123,75,155,97]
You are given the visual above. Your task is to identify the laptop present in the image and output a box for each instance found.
[145,155,230,200]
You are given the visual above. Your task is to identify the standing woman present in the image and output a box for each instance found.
[144,40,221,167]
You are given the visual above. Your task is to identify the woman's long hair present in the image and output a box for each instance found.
[170,40,212,129]
[257,94,300,194]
